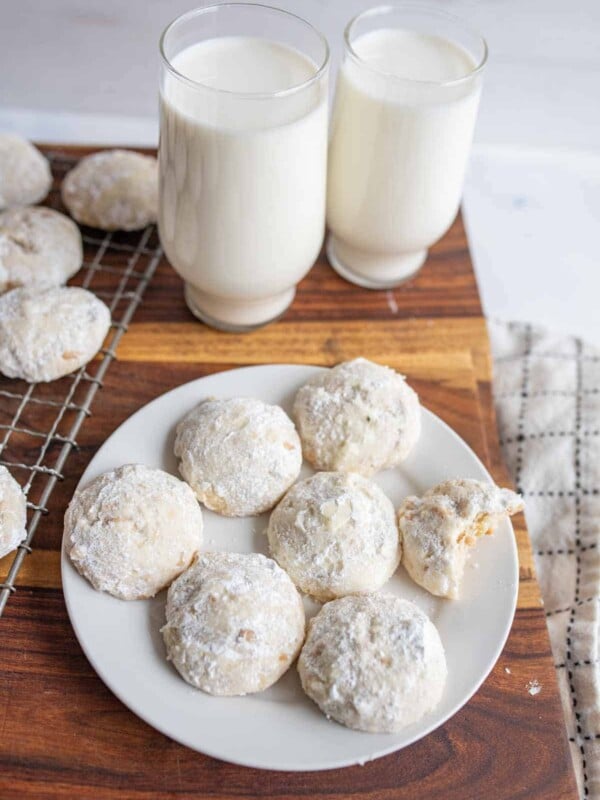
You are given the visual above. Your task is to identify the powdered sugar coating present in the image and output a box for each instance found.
[0,134,52,210]
[162,551,305,696]
[0,286,111,382]
[398,478,524,599]
[0,206,82,292]
[0,466,27,560]
[174,397,302,516]
[298,593,447,733]
[65,464,203,600]
[268,472,400,601]
[293,358,421,476]
[61,149,157,231]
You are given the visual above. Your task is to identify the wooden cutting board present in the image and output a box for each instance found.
[0,146,577,799]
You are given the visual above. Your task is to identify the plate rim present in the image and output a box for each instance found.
[61,363,519,772]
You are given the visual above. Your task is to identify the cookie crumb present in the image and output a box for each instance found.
[504,667,511,674]
[526,679,541,696]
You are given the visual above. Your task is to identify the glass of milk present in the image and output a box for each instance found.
[159,4,329,330]
[327,5,487,289]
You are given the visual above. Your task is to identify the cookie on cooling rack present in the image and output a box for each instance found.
[0,286,111,383]
[0,134,52,211]
[174,397,302,516]
[0,465,27,560]
[298,593,447,733]
[0,206,83,293]
[398,478,524,599]
[293,357,421,476]
[162,551,305,696]
[268,471,400,601]
[65,464,203,600]
[61,149,158,231]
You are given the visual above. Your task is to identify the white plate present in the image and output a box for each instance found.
[61,364,518,772]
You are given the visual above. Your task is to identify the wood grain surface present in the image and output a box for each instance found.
[0,147,577,799]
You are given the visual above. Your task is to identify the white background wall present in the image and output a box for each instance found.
[1,0,598,343]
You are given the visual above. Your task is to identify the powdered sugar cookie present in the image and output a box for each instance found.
[61,149,157,231]
[0,466,27,560]
[162,551,305,696]
[0,206,82,292]
[298,593,447,733]
[0,134,52,210]
[174,397,302,516]
[293,358,421,476]
[398,478,524,599]
[0,286,111,382]
[268,471,400,601]
[65,464,203,600]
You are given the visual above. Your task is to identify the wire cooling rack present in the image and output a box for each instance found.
[0,151,163,616]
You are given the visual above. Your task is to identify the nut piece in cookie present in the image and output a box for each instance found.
[398,478,524,599]
[293,358,421,476]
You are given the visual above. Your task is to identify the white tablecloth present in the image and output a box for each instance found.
[490,320,600,799]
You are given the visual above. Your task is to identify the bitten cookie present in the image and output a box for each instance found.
[0,286,111,382]
[298,593,447,733]
[398,478,524,599]
[61,149,158,231]
[174,397,302,516]
[0,206,82,292]
[65,464,203,600]
[293,358,421,476]
[268,471,400,601]
[162,552,305,696]
[0,134,52,210]
[0,466,27,560]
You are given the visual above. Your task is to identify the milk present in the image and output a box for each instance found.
[326,29,482,287]
[159,37,328,328]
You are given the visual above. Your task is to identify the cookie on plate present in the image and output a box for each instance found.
[0,206,82,293]
[174,397,302,516]
[65,464,203,600]
[398,478,524,599]
[298,593,447,733]
[61,149,157,231]
[162,551,305,696]
[0,134,52,210]
[293,358,421,476]
[268,471,400,601]
[0,465,27,560]
[0,286,111,382]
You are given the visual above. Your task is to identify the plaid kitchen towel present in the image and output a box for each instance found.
[490,320,600,799]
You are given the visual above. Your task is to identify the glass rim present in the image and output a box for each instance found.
[344,3,488,88]
[159,2,330,99]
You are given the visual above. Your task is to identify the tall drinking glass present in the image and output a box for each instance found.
[326,5,487,289]
[159,4,329,330]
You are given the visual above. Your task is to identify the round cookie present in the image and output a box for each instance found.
[65,464,203,600]
[162,551,305,696]
[0,466,27,560]
[0,286,111,382]
[0,134,52,210]
[174,397,302,516]
[293,358,421,476]
[298,593,447,733]
[398,478,524,599]
[268,472,400,601]
[61,149,157,231]
[0,206,82,293]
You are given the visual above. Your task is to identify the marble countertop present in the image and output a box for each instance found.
[2,0,598,345]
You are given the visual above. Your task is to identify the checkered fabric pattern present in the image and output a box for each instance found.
[490,320,600,799]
